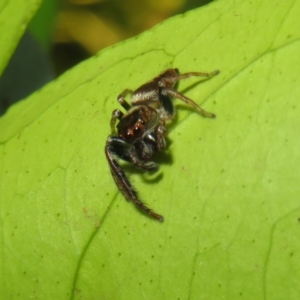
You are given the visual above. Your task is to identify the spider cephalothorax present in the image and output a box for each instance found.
[105,68,219,221]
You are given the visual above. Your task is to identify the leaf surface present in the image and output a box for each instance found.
[0,0,41,73]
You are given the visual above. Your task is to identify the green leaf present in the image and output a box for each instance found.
[0,0,41,74]
[1,0,300,299]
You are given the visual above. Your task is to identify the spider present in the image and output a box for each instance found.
[105,68,219,221]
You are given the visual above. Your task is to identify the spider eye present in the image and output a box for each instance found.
[133,126,141,134]
[125,131,134,140]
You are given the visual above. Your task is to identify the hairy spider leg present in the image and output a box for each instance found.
[105,137,163,221]
[162,88,216,118]
[159,70,219,118]
[110,89,135,134]
[110,109,124,135]
[117,89,134,110]
[107,136,158,171]
[173,70,220,82]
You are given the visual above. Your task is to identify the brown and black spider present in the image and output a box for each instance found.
[105,68,219,221]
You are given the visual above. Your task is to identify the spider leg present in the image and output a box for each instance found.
[162,88,216,118]
[105,137,163,221]
[107,137,158,171]
[118,89,134,111]
[158,69,219,87]
[110,109,124,135]
[150,124,167,151]
[173,70,220,82]
[111,89,135,134]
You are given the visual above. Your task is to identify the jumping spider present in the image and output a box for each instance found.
[105,68,219,221]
